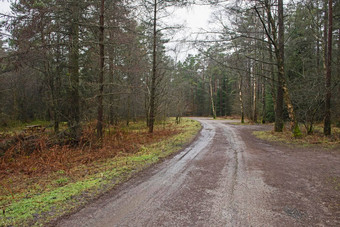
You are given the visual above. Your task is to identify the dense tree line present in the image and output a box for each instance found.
[0,0,183,142]
[0,0,339,138]
[175,0,340,136]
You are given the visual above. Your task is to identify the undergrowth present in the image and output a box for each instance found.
[0,120,51,135]
[0,118,201,226]
[253,124,340,148]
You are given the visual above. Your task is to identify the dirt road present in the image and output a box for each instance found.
[57,118,340,227]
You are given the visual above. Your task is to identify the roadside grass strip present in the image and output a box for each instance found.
[253,125,340,148]
[0,118,201,226]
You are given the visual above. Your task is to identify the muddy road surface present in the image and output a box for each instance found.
[57,118,340,227]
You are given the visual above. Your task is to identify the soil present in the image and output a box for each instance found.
[55,118,340,227]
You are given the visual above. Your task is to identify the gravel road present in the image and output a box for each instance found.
[57,118,340,227]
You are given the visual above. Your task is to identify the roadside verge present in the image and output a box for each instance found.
[0,118,201,227]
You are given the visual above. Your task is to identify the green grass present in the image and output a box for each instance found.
[327,176,340,191]
[253,127,340,148]
[253,130,287,143]
[0,120,51,135]
[0,118,201,226]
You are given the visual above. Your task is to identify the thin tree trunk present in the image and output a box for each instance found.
[69,0,81,142]
[224,77,228,116]
[322,0,328,131]
[316,0,321,72]
[219,82,222,116]
[324,0,332,135]
[52,58,61,134]
[247,60,252,120]
[267,11,276,112]
[53,31,62,133]
[191,87,194,115]
[115,94,120,126]
[41,24,60,133]
[126,91,131,126]
[145,86,150,127]
[253,67,258,123]
[337,29,340,126]
[262,75,266,124]
[97,0,105,140]
[253,23,258,123]
[209,76,216,119]
[323,0,328,73]
[239,75,245,123]
[109,46,114,125]
[262,81,266,124]
[149,0,157,133]
[260,27,266,124]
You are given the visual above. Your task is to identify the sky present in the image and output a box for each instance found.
[164,5,214,61]
[0,0,11,14]
[0,0,12,40]
[0,1,213,61]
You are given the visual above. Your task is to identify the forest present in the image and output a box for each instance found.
[0,0,339,226]
[0,0,339,139]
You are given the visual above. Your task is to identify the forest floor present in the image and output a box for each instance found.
[56,118,340,227]
[0,118,201,226]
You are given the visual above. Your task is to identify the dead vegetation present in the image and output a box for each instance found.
[253,123,340,148]
[0,118,203,226]
[0,120,179,191]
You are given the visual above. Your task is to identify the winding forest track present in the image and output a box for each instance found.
[57,118,340,227]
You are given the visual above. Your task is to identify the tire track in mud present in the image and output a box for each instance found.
[57,119,278,227]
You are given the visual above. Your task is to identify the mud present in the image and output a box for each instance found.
[56,119,340,227]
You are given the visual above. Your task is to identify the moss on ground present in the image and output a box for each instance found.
[325,176,340,191]
[253,127,340,148]
[0,118,201,226]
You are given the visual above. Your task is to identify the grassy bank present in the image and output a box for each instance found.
[0,118,201,226]
[253,125,340,148]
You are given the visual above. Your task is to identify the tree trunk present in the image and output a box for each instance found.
[209,76,216,119]
[223,77,228,116]
[219,82,223,116]
[274,0,285,132]
[109,45,114,125]
[253,67,258,123]
[53,31,62,133]
[324,0,332,135]
[149,0,157,133]
[41,24,60,134]
[68,0,81,142]
[262,0,296,132]
[337,28,340,127]
[262,76,266,124]
[239,75,245,123]
[274,0,299,134]
[267,7,276,112]
[261,29,266,124]
[316,0,321,72]
[97,0,105,140]
[126,91,131,126]
[282,83,297,130]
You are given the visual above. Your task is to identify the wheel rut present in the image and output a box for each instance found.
[57,118,339,227]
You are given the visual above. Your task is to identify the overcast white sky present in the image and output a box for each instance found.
[0,1,213,61]
[0,0,11,14]
[164,5,214,61]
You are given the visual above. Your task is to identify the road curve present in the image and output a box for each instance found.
[56,119,279,226]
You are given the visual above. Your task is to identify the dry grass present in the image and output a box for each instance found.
[4,123,177,170]
[253,124,340,148]
[0,118,201,226]
[0,120,179,188]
